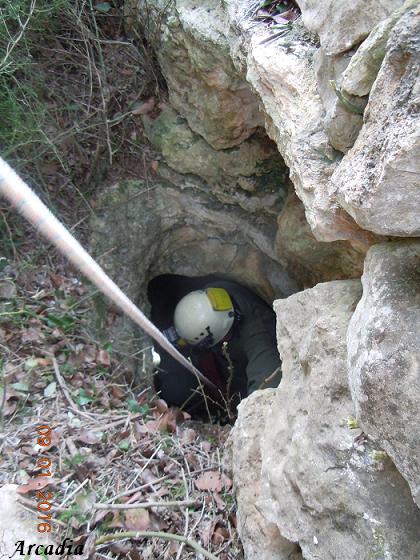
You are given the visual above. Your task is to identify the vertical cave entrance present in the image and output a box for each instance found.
[147,273,281,421]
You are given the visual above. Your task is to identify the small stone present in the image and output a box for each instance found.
[0,280,16,299]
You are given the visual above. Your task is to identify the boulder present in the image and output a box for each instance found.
[246,32,365,243]
[234,280,420,559]
[0,484,59,559]
[142,105,289,215]
[341,0,419,97]
[296,0,404,55]
[275,191,366,284]
[135,0,263,149]
[331,7,420,236]
[225,390,303,560]
[347,240,420,507]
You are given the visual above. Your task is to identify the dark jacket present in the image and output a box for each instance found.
[149,275,281,415]
[204,280,281,394]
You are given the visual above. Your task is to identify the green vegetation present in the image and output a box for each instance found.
[0,0,153,210]
[0,1,69,162]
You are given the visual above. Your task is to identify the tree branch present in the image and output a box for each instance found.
[95,531,219,560]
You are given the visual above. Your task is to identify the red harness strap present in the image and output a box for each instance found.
[197,351,226,395]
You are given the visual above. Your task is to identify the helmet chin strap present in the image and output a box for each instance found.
[0,157,217,392]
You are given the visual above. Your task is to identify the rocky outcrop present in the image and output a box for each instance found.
[229,281,420,559]
[137,0,263,149]
[138,0,420,247]
[296,0,404,55]
[225,390,303,560]
[245,28,353,242]
[129,0,420,242]
[331,7,420,236]
[341,0,419,97]
[347,241,420,507]
[275,191,365,284]
[142,106,288,215]
[313,48,365,153]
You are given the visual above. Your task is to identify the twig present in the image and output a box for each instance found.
[95,531,219,560]
[258,366,282,390]
[52,357,97,420]
[17,496,67,522]
[0,358,6,431]
[0,0,36,73]
[176,467,190,560]
[58,478,89,508]
[1,211,17,260]
[94,499,199,511]
[89,413,142,433]
[109,473,171,502]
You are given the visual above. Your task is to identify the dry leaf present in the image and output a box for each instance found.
[213,491,226,510]
[131,97,155,115]
[109,512,125,528]
[221,473,232,490]
[17,476,53,494]
[146,408,183,434]
[201,518,219,547]
[271,14,289,24]
[153,399,168,414]
[75,430,101,445]
[50,272,65,287]
[141,468,159,486]
[78,530,97,560]
[195,471,223,492]
[124,508,150,531]
[180,428,197,445]
[96,349,111,366]
[21,327,45,344]
[110,385,125,399]
[201,441,212,453]
[212,525,230,545]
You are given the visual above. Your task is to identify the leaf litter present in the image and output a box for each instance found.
[0,251,242,559]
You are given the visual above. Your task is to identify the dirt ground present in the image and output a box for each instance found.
[0,2,244,558]
[0,238,243,558]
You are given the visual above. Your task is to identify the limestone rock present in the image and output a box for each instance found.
[142,106,289,214]
[296,0,404,55]
[226,390,302,560]
[275,191,366,284]
[347,240,420,506]
[0,484,59,559]
[331,8,420,236]
[134,0,385,244]
[137,0,263,149]
[314,48,364,153]
[90,179,300,373]
[342,0,419,97]
[252,280,420,559]
[247,33,351,242]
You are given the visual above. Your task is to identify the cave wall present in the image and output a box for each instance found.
[91,0,419,555]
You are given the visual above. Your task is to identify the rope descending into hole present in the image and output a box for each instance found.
[0,156,216,391]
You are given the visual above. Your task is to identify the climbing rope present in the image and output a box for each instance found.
[0,156,216,391]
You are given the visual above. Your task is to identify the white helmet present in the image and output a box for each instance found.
[174,288,235,347]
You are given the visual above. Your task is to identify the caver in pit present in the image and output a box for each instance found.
[149,275,282,416]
